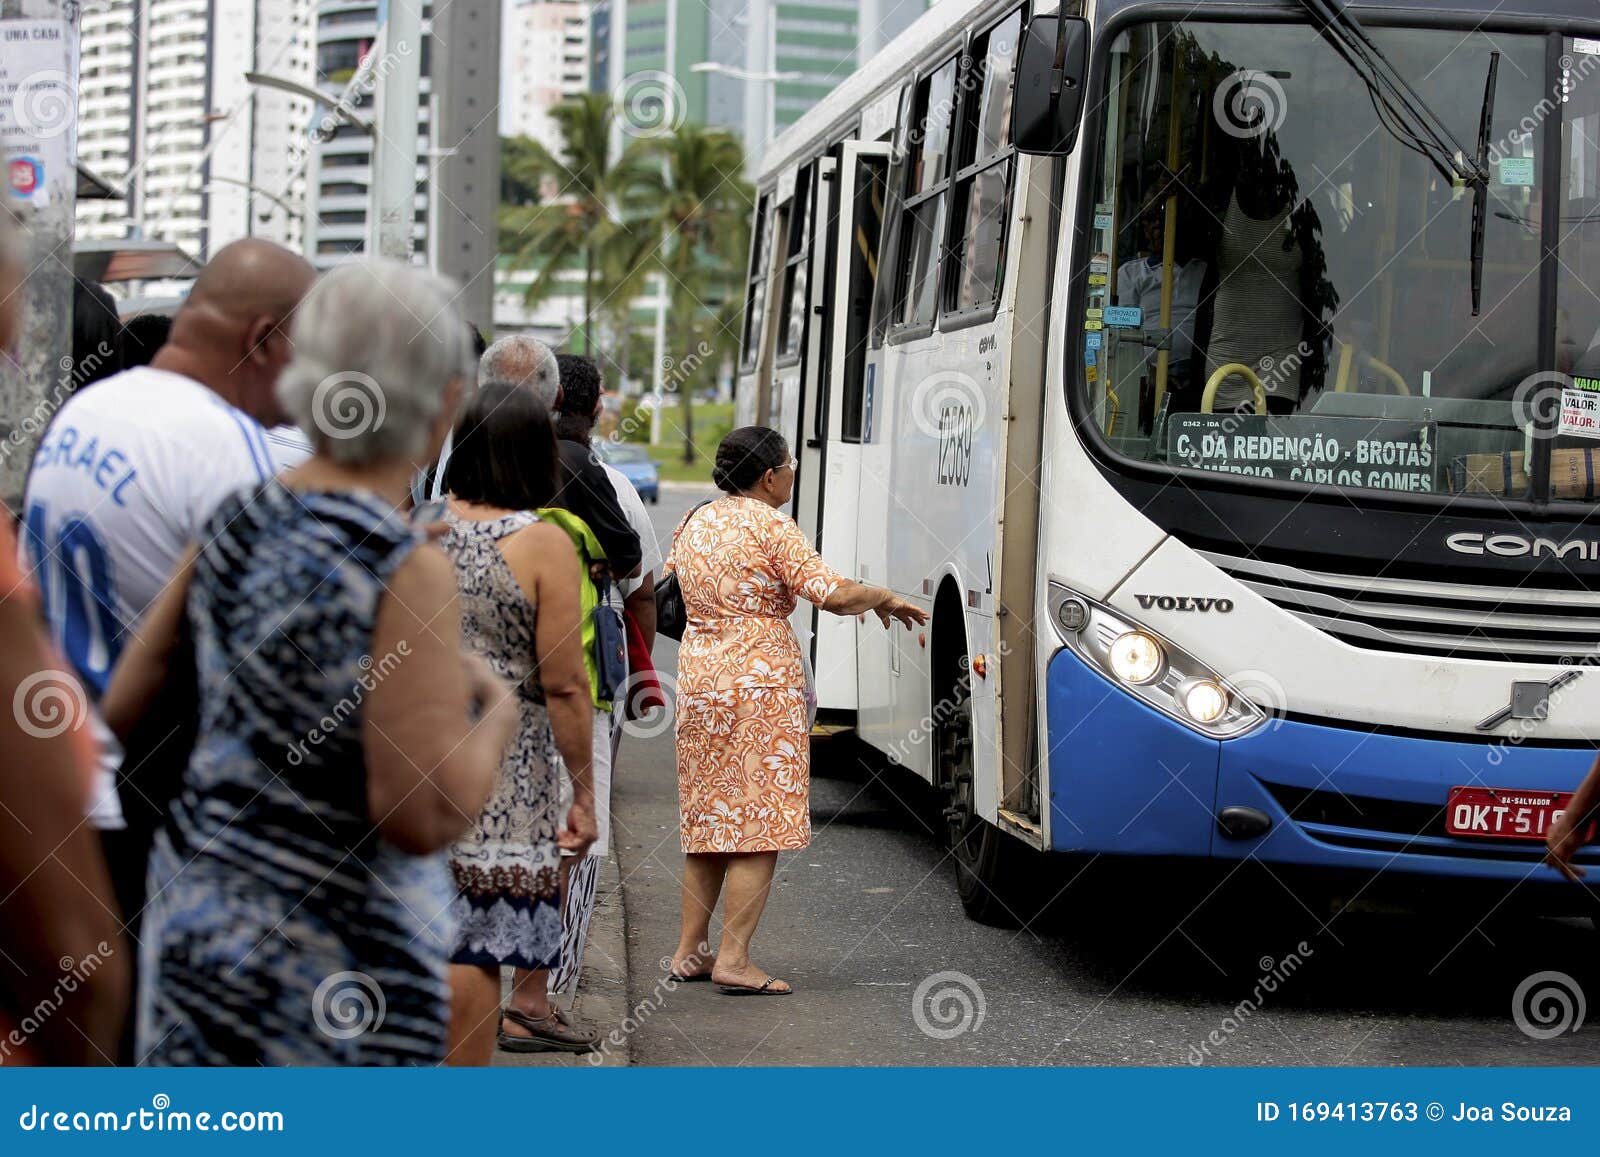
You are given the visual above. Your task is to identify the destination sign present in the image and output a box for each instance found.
[1167,414,1438,491]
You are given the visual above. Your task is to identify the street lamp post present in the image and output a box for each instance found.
[370,0,424,262]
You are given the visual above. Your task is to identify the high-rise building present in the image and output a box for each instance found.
[591,0,930,166]
[500,0,589,154]
[72,0,316,260]
[303,0,433,270]
[76,1,139,244]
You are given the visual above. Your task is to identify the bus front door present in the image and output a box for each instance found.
[808,140,891,714]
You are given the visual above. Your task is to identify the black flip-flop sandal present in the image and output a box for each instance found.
[716,977,793,996]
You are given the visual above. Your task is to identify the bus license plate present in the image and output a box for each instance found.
[1444,786,1591,841]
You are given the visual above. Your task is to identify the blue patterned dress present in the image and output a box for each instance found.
[138,483,457,1067]
[439,509,564,972]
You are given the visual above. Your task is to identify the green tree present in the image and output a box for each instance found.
[631,125,751,463]
[500,94,655,353]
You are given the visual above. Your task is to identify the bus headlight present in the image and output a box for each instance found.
[1109,631,1165,685]
[1179,678,1230,724]
[1047,581,1267,739]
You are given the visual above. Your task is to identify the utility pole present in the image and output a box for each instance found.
[431,0,501,335]
[369,0,424,261]
[0,0,78,510]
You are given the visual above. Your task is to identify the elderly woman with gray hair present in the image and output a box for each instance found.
[103,260,518,1066]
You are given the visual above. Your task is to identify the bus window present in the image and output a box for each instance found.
[946,9,1022,317]
[893,57,957,330]
[1554,43,1600,501]
[740,193,774,370]
[843,156,889,441]
[777,165,815,362]
[1081,21,1546,499]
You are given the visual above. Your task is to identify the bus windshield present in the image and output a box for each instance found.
[1080,20,1600,503]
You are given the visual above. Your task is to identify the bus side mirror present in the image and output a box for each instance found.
[1011,14,1090,156]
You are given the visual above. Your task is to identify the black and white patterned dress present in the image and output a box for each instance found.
[138,483,456,1066]
[440,509,564,972]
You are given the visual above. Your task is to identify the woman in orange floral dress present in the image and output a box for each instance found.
[665,427,926,995]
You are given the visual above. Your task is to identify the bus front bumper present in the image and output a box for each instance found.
[1045,646,1600,885]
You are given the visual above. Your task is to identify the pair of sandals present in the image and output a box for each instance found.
[672,968,793,997]
[498,1006,600,1053]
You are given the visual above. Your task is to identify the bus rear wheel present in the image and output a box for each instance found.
[935,671,1027,927]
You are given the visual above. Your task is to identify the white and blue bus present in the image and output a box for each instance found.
[736,0,1600,921]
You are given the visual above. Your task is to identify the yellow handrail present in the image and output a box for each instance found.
[1333,342,1410,396]
[1201,363,1268,414]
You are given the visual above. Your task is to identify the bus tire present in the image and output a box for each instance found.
[932,604,1029,927]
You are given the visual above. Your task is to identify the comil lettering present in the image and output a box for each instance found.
[1446,532,1600,561]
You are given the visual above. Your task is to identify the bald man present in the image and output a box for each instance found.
[21,239,316,1006]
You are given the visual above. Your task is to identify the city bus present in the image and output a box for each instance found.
[735,0,1600,922]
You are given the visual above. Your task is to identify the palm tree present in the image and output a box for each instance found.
[631,125,752,463]
[500,94,654,353]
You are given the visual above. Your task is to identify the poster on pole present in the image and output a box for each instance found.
[0,18,77,210]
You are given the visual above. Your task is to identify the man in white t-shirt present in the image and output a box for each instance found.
[21,239,315,977]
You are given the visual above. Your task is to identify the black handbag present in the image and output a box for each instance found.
[655,569,689,641]
[655,499,713,641]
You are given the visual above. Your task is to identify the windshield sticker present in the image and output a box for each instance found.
[1498,156,1535,186]
[1086,364,1099,383]
[1559,389,1600,440]
[1085,332,1102,351]
[1089,252,1109,274]
[1085,319,1103,332]
[1093,213,1113,230]
[1574,375,1600,392]
[1095,201,1112,214]
[1085,348,1098,367]
[1089,272,1108,286]
[1104,306,1142,327]
[1086,307,1103,320]
[1167,414,1437,491]
[1574,37,1600,56]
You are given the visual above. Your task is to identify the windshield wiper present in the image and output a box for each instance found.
[1470,52,1500,316]
[1294,0,1487,188]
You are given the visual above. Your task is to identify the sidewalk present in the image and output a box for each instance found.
[492,855,631,1068]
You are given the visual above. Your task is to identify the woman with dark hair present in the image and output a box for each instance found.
[665,426,926,994]
[439,381,600,1061]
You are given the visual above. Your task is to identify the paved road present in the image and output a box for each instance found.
[602,485,1598,1066]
